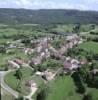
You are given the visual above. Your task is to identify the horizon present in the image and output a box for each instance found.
[0,0,98,11]
[0,8,98,12]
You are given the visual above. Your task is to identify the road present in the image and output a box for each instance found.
[0,70,19,98]
[24,87,38,100]
[0,65,35,100]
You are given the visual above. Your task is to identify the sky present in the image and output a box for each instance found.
[0,0,98,11]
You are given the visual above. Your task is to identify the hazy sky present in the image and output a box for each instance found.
[0,0,98,11]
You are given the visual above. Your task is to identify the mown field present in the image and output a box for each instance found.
[0,24,49,45]
[79,41,98,54]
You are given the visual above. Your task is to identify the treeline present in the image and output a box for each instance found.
[0,8,98,24]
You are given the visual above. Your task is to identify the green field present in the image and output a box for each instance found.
[0,25,48,45]
[46,76,82,100]
[79,41,98,54]
[46,76,98,100]
[52,24,74,33]
[52,24,98,33]
[87,88,98,100]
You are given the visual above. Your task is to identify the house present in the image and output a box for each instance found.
[40,51,50,59]
[59,46,67,55]
[42,69,55,81]
[64,60,72,72]
[8,60,20,69]
[64,57,80,72]
[26,80,37,88]
[49,46,61,59]
[66,34,81,49]
[91,69,98,75]
[8,44,16,49]
[71,59,80,65]
[36,38,48,53]
[49,45,58,53]
[35,46,42,53]
[80,59,88,65]
[30,56,42,65]
[45,51,50,58]
[40,52,45,58]
[61,56,66,62]
[24,48,34,55]
[59,36,79,55]
[30,48,50,66]
[66,34,79,41]
[13,58,25,66]
[78,38,83,44]
[35,71,44,76]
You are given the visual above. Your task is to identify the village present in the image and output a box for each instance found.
[0,1,98,99]
[1,30,98,100]
[0,21,98,100]
[7,34,84,73]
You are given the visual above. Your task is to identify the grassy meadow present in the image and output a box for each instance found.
[46,76,82,100]
[79,41,98,54]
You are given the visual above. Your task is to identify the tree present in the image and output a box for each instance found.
[15,95,24,100]
[86,51,94,62]
[36,86,49,100]
[0,46,6,53]
[36,59,63,71]
[15,68,22,80]
[73,24,81,33]
[71,71,86,94]
[90,24,95,30]
[77,67,88,82]
[83,93,93,100]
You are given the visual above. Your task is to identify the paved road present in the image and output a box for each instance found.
[0,65,34,100]
[0,70,19,98]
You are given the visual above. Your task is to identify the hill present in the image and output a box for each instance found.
[0,8,98,24]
